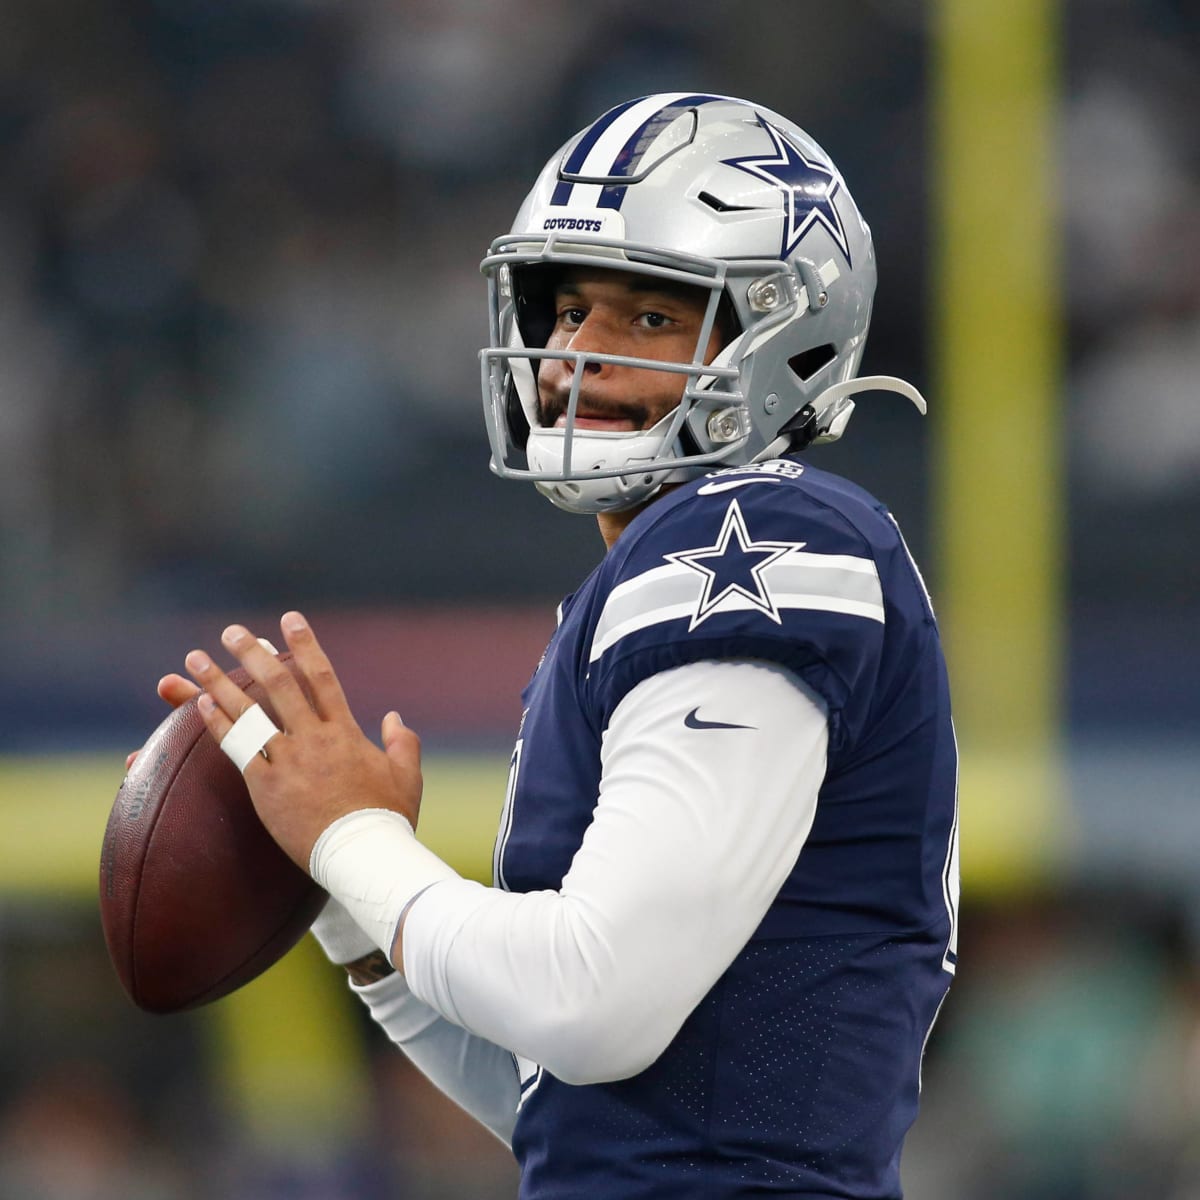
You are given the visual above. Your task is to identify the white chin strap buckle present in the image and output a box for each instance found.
[219,703,281,772]
[810,375,928,445]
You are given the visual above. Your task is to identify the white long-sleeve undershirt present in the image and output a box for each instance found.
[342,657,829,1138]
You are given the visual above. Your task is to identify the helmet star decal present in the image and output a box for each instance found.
[665,499,802,631]
[722,117,851,264]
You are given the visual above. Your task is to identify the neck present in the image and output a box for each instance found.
[596,508,640,551]
[595,483,681,551]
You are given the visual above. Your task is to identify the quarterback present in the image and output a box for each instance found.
[172,94,960,1197]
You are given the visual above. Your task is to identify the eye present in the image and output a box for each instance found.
[557,305,587,327]
[637,311,674,330]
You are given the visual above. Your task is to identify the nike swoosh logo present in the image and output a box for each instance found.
[684,707,754,731]
[696,478,781,495]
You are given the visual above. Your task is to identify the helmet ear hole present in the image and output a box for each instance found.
[715,291,741,342]
[788,344,837,381]
[513,264,559,349]
[505,378,531,451]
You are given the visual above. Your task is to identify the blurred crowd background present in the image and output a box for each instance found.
[0,0,1197,1196]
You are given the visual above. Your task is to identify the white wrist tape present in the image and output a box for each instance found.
[309,809,458,964]
[309,895,379,965]
[219,703,281,772]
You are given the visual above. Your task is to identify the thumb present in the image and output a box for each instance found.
[381,711,420,761]
[381,711,423,826]
[384,710,427,777]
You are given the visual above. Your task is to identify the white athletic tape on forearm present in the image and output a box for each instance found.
[309,895,379,965]
[309,809,459,966]
[219,703,281,772]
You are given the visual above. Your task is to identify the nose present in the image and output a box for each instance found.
[553,311,618,381]
[564,310,612,352]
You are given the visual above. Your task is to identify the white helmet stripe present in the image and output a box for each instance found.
[559,93,693,209]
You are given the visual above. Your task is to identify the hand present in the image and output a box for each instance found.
[182,611,423,873]
[124,673,202,770]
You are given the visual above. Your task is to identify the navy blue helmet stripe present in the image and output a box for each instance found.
[551,96,643,206]
[552,93,729,210]
[598,93,727,211]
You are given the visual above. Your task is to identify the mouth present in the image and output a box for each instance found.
[558,413,638,433]
[543,399,647,433]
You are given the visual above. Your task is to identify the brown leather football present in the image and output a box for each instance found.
[99,659,325,1013]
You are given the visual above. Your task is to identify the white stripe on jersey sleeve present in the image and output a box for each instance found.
[588,548,884,663]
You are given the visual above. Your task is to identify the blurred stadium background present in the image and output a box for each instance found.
[0,0,1197,1195]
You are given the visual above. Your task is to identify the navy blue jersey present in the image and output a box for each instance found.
[495,458,958,1198]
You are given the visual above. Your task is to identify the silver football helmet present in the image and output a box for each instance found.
[480,93,925,514]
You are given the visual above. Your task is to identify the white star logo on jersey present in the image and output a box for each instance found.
[722,117,851,263]
[665,499,802,631]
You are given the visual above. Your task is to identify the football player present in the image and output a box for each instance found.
[177,94,960,1197]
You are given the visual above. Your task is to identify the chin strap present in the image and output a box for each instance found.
[779,375,928,451]
[810,375,927,444]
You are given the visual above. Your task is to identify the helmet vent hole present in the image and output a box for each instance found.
[697,190,759,214]
[788,344,837,381]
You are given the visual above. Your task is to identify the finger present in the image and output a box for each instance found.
[280,612,352,722]
[158,673,201,709]
[131,673,203,771]
[184,649,259,724]
[381,710,419,760]
[382,711,423,826]
[194,690,236,747]
[205,693,283,774]
[220,623,314,729]
[193,687,279,774]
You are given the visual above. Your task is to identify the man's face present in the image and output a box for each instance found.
[536,268,725,433]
